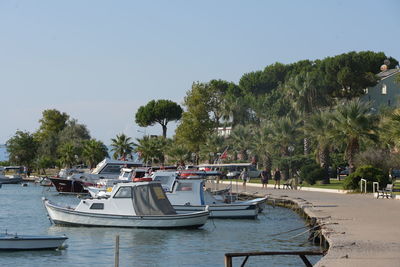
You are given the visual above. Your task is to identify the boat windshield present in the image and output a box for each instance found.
[99,165,123,175]
[152,175,175,192]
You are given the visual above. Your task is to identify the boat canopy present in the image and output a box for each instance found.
[131,183,176,216]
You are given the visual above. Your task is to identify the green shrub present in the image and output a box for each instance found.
[343,165,389,191]
[300,163,325,185]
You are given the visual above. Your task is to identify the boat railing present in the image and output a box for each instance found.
[224,250,326,267]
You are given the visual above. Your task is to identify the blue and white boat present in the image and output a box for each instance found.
[152,171,267,219]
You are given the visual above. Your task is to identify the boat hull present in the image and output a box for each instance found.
[49,178,89,194]
[0,177,23,184]
[0,235,67,250]
[44,201,209,229]
[173,204,259,219]
[239,197,268,213]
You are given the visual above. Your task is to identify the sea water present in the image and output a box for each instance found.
[0,184,322,266]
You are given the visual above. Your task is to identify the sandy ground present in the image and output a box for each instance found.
[210,181,400,267]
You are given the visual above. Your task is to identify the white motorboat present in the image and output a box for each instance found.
[44,181,209,229]
[0,232,67,250]
[152,171,267,219]
[86,167,152,198]
[0,166,23,184]
[49,158,143,194]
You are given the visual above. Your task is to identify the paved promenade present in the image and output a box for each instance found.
[212,181,400,267]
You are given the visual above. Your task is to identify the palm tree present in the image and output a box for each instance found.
[110,134,134,160]
[58,142,77,168]
[134,136,169,165]
[228,124,254,161]
[379,108,400,151]
[329,99,379,173]
[221,93,251,127]
[284,72,331,154]
[303,110,334,183]
[269,116,302,179]
[165,141,191,165]
[251,124,273,170]
[199,134,227,163]
[82,139,108,168]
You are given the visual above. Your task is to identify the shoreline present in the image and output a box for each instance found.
[211,181,400,266]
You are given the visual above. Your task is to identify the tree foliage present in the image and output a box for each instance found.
[57,142,78,168]
[318,51,398,98]
[82,139,108,168]
[329,99,379,172]
[6,131,38,167]
[36,109,69,141]
[135,99,183,138]
[58,119,91,148]
[175,83,215,159]
[239,62,289,95]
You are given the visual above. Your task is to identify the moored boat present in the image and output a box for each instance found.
[0,232,68,250]
[153,171,267,219]
[49,177,90,194]
[0,166,23,184]
[44,181,209,229]
[50,158,142,194]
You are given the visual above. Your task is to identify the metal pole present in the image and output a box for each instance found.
[115,234,120,267]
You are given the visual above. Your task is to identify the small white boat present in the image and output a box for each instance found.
[153,171,267,219]
[0,232,67,250]
[44,181,209,229]
[37,177,53,187]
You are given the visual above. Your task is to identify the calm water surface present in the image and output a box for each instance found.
[0,184,322,266]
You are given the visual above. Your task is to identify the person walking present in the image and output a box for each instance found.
[273,168,281,189]
[240,168,250,191]
[261,167,270,189]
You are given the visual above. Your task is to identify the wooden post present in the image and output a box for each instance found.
[115,235,120,267]
[224,254,232,267]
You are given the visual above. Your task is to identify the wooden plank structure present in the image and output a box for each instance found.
[224,250,326,267]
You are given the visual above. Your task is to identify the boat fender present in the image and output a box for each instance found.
[205,205,209,212]
[184,202,191,206]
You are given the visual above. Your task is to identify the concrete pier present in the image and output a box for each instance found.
[213,181,400,266]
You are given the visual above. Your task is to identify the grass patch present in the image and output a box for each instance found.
[303,179,344,190]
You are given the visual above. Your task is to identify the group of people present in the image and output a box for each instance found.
[262,168,281,189]
[240,167,281,190]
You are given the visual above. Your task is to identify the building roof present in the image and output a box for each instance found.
[377,68,400,80]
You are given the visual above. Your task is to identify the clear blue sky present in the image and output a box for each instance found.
[0,0,399,144]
